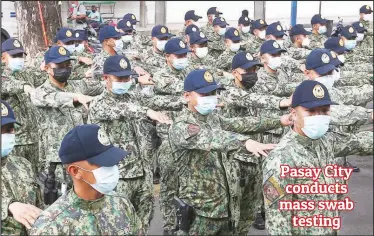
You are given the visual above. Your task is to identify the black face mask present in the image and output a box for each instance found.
[241,72,258,89]
[53,67,72,83]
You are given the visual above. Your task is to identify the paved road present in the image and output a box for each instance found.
[149,123,373,235]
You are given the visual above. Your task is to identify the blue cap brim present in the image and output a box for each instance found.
[6,49,26,55]
[60,38,76,43]
[191,38,209,45]
[229,36,241,41]
[314,63,335,75]
[1,118,21,127]
[155,33,176,39]
[319,19,328,24]
[107,70,137,77]
[87,145,129,167]
[240,61,263,69]
[334,46,349,54]
[172,48,192,55]
[265,48,287,55]
[50,57,75,64]
[299,99,338,109]
[194,84,225,93]
[331,59,343,67]
[271,31,285,37]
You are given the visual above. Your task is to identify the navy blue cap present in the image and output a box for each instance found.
[292,80,337,108]
[151,25,176,39]
[260,40,287,55]
[352,21,368,33]
[1,100,21,126]
[117,20,134,32]
[340,25,357,39]
[44,46,74,64]
[123,13,140,24]
[74,30,88,41]
[306,49,335,75]
[1,38,26,55]
[266,22,285,37]
[251,19,268,31]
[289,24,312,37]
[99,25,125,43]
[185,10,202,21]
[55,27,75,43]
[324,37,348,54]
[207,7,222,15]
[185,24,200,36]
[360,5,373,14]
[213,17,229,27]
[311,14,328,25]
[328,50,343,67]
[232,52,262,70]
[184,69,224,93]
[225,27,241,41]
[103,55,136,77]
[164,38,192,55]
[59,124,129,166]
[189,31,210,45]
[238,14,251,26]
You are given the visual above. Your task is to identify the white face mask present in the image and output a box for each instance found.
[363,14,372,21]
[337,54,345,64]
[276,40,284,48]
[156,39,167,51]
[121,35,133,43]
[315,74,335,90]
[218,27,226,36]
[356,33,365,42]
[300,115,331,139]
[195,47,209,58]
[75,43,85,53]
[194,95,218,115]
[258,30,266,39]
[267,56,282,70]
[172,57,189,70]
[242,26,250,34]
[65,44,76,53]
[229,42,240,52]
[1,133,15,158]
[332,68,341,81]
[8,57,25,72]
[132,25,137,30]
[114,39,124,53]
[77,165,120,195]
[318,25,327,34]
[302,37,310,47]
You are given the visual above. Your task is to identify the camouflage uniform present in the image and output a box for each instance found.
[308,33,328,49]
[285,44,311,61]
[240,31,256,45]
[205,31,226,58]
[1,155,43,235]
[335,71,372,87]
[1,66,40,172]
[133,31,153,49]
[152,66,189,95]
[137,47,167,75]
[169,108,285,235]
[30,189,143,235]
[329,85,373,107]
[69,50,94,79]
[360,19,373,36]
[91,50,113,81]
[243,37,264,55]
[200,22,214,39]
[215,48,238,71]
[263,130,373,235]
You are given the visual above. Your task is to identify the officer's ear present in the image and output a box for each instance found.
[183,92,191,102]
[312,24,318,30]
[1,53,7,64]
[67,165,82,179]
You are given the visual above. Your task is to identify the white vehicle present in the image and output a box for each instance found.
[1,1,18,41]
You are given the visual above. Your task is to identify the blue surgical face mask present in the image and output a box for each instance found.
[318,26,327,34]
[65,44,76,53]
[218,27,226,36]
[1,133,15,158]
[111,81,132,95]
[194,95,218,115]
[344,39,357,50]
[75,165,120,195]
[172,57,189,70]
[300,115,331,139]
[8,57,25,72]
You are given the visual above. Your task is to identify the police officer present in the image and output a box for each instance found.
[207,17,229,57]
[352,21,373,50]
[244,19,268,55]
[215,27,242,71]
[183,24,200,45]
[288,24,312,60]
[237,10,254,43]
[265,22,286,48]
[117,20,136,49]
[179,10,202,38]
[309,14,329,49]
[359,4,373,35]
[123,13,151,49]
[200,7,222,36]
[30,124,143,235]
[1,100,43,235]
[263,80,373,235]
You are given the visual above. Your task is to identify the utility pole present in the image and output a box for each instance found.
[254,1,266,20]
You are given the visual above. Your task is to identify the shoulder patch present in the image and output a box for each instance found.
[263,175,285,206]
[187,124,200,137]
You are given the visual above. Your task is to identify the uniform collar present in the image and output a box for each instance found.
[289,129,320,149]
[69,188,106,212]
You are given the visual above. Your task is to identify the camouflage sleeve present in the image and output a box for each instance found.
[170,121,245,152]
[141,94,184,111]
[91,56,104,81]
[272,82,298,97]
[335,71,372,87]
[77,79,105,96]
[219,115,282,134]
[214,73,234,87]
[153,72,184,95]
[262,151,293,235]
[1,77,26,95]
[70,61,88,80]
[327,131,373,157]
[29,214,61,235]
[215,50,232,71]
[287,47,311,60]
[281,56,302,72]
[222,87,284,110]
[331,85,373,107]
[30,85,77,108]
[19,68,46,87]
[1,196,14,221]
[330,105,372,126]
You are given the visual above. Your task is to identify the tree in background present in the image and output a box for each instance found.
[15,1,62,57]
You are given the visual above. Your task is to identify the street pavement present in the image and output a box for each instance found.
[149,123,373,235]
